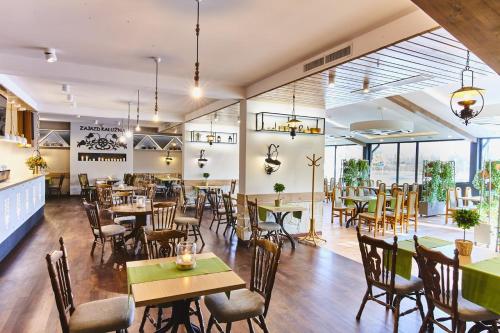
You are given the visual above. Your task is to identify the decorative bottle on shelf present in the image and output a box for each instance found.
[228,136,233,143]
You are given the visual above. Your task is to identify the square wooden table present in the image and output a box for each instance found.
[340,195,392,228]
[127,252,245,332]
[258,204,307,250]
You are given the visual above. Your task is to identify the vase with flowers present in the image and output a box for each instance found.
[26,154,47,174]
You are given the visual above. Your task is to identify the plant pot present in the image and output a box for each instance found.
[419,201,446,217]
[274,199,282,207]
[204,180,208,186]
[455,239,473,256]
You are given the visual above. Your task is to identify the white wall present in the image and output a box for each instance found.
[69,122,133,194]
[0,142,33,179]
[243,100,325,194]
[183,122,239,180]
[133,149,182,174]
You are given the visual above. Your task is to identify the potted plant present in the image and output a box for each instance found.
[452,209,480,256]
[273,183,285,207]
[26,154,47,174]
[202,172,210,186]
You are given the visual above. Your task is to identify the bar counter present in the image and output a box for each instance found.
[0,174,45,261]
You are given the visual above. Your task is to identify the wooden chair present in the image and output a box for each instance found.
[390,183,399,196]
[112,191,137,228]
[173,192,206,246]
[205,239,282,333]
[385,191,403,235]
[46,237,134,333]
[230,179,237,195]
[96,183,113,209]
[464,186,475,208]
[146,183,157,200]
[207,189,226,232]
[403,191,419,232]
[247,198,280,244]
[47,174,65,198]
[445,187,474,224]
[402,183,409,197]
[456,187,464,208]
[83,201,127,264]
[358,192,386,236]
[139,228,205,333]
[151,201,177,230]
[376,180,382,187]
[180,181,197,213]
[356,228,424,333]
[414,236,499,333]
[222,193,237,238]
[331,187,354,226]
[378,182,386,193]
[411,183,419,192]
[78,173,96,201]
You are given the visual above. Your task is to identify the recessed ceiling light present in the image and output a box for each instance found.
[379,138,384,142]
[44,48,57,63]
[363,78,370,93]
[410,137,415,140]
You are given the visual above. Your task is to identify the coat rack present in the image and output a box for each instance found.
[298,154,326,246]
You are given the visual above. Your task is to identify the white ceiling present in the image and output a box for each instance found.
[0,0,419,122]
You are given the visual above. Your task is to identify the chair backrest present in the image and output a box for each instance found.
[369,179,375,187]
[414,236,459,323]
[57,174,65,188]
[180,181,188,203]
[230,179,237,194]
[194,192,207,223]
[411,183,419,192]
[402,183,409,196]
[356,227,397,292]
[96,184,112,207]
[143,228,187,259]
[247,198,259,232]
[83,201,103,239]
[378,182,386,193]
[222,193,235,223]
[112,191,133,205]
[46,237,75,333]
[374,192,386,218]
[346,186,356,197]
[447,188,458,209]
[390,183,399,196]
[333,187,343,207]
[406,191,418,216]
[456,187,463,207]
[392,191,404,221]
[78,173,89,188]
[207,190,219,213]
[151,201,177,230]
[250,239,282,317]
[465,186,474,207]
[146,184,156,200]
[376,180,381,186]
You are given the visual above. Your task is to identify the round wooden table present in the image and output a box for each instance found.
[109,203,153,244]
[112,185,141,192]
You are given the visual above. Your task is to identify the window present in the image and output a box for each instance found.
[418,140,470,182]
[324,146,335,180]
[323,145,363,184]
[399,143,417,184]
[482,138,500,161]
[370,144,397,184]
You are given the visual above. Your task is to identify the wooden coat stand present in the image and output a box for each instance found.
[298,154,326,247]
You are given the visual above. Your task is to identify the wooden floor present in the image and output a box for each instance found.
[0,197,440,333]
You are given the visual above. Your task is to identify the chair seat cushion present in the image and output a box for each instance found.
[394,275,423,294]
[100,224,126,237]
[258,222,281,231]
[436,294,500,322]
[69,295,134,333]
[174,217,198,225]
[218,208,236,214]
[114,216,136,224]
[204,289,265,323]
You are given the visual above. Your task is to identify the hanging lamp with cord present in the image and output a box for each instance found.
[152,57,161,122]
[135,90,141,132]
[207,117,215,145]
[450,50,485,125]
[191,0,202,98]
[287,84,301,139]
[125,102,132,138]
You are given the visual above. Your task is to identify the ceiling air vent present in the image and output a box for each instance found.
[303,57,324,72]
[325,45,351,64]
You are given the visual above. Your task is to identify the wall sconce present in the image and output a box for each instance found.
[198,149,208,168]
[165,150,173,165]
[264,144,281,175]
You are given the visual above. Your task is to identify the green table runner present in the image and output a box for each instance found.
[395,237,452,279]
[462,256,500,315]
[127,257,231,287]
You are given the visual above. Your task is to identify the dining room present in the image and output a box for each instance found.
[0,1,500,333]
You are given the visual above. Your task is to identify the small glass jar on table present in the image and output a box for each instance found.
[176,241,197,270]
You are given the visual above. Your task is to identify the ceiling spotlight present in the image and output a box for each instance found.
[214,112,218,122]
[363,78,370,93]
[328,69,336,87]
[44,48,57,63]
[62,84,70,93]
[66,94,74,102]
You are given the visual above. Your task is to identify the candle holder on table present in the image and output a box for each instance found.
[176,241,197,270]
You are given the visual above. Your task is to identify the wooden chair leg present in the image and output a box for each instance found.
[225,322,232,333]
[259,315,269,333]
[356,289,370,320]
[207,315,215,333]
[247,318,255,333]
[392,295,401,333]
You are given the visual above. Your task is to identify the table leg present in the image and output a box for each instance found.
[273,212,295,250]
[345,201,370,228]
[154,300,201,333]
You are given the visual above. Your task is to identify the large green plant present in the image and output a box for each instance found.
[473,160,500,222]
[423,160,455,203]
[453,209,480,240]
[342,159,369,187]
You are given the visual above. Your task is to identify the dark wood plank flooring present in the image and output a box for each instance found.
[0,197,427,332]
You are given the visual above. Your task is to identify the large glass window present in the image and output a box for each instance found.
[399,143,417,184]
[483,138,500,161]
[418,140,470,182]
[324,146,335,180]
[324,145,363,183]
[370,144,397,184]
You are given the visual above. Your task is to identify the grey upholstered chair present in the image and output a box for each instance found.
[46,237,134,333]
[173,191,206,246]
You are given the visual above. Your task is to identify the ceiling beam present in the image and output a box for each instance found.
[346,137,366,146]
[411,0,500,74]
[385,95,477,142]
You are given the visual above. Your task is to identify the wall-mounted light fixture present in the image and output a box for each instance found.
[197,149,207,168]
[264,144,281,175]
[165,150,173,165]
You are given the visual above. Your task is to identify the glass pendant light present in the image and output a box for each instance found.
[152,57,161,122]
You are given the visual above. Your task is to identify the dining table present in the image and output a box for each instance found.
[109,202,153,245]
[340,195,392,228]
[194,184,223,192]
[111,185,141,192]
[258,204,307,250]
[388,236,500,316]
[127,252,246,333]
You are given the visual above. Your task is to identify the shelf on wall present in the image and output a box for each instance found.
[189,131,237,144]
[134,135,163,150]
[39,129,70,148]
[78,153,126,162]
[255,112,325,136]
[133,134,183,151]
[164,137,183,150]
